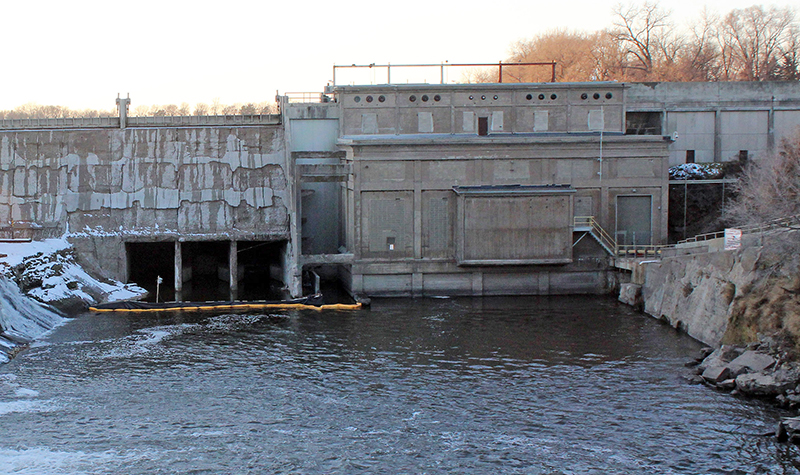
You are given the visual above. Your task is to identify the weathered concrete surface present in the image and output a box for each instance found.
[0,126,290,282]
[642,230,800,348]
[642,247,761,346]
[618,283,643,308]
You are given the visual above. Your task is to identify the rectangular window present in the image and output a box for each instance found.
[625,112,662,135]
[478,117,489,136]
[739,150,749,162]
[686,150,695,163]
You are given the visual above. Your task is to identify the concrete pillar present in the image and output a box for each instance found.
[174,241,182,302]
[229,240,238,301]
[116,94,130,129]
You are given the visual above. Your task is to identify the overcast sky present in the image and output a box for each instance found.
[1,0,797,111]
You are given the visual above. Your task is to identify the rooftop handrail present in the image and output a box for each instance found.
[284,92,335,104]
[333,61,558,86]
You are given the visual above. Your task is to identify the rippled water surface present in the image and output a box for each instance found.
[1,296,799,474]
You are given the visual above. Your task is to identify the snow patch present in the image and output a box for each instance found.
[669,163,724,180]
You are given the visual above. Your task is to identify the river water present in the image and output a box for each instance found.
[1,296,799,474]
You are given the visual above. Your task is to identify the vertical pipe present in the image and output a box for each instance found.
[498,61,503,83]
[387,63,391,84]
[551,62,556,82]
[440,62,444,84]
[229,240,238,301]
[683,181,688,240]
[174,241,182,302]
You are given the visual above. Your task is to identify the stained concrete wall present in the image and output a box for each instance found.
[0,126,290,282]
[626,81,800,166]
[340,132,669,297]
[337,83,626,136]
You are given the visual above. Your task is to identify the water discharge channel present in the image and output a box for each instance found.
[1,296,799,474]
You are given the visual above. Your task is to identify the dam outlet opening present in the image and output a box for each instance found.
[125,240,289,302]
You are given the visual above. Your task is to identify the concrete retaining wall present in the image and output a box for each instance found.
[0,126,290,281]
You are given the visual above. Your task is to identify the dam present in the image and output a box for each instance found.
[1,75,799,300]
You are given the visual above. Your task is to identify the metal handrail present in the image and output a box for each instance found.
[678,214,800,245]
[574,216,617,254]
[284,92,334,104]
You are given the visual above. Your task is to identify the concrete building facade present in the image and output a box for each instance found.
[0,80,798,300]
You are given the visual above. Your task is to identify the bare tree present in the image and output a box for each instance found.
[725,132,800,228]
[676,10,722,81]
[211,98,222,115]
[193,103,209,116]
[611,1,676,79]
[506,29,601,82]
[719,6,798,81]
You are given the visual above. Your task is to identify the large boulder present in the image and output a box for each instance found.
[702,365,731,384]
[736,370,796,397]
[698,345,743,373]
[777,417,800,443]
[727,351,776,377]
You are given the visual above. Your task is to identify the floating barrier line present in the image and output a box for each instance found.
[89,302,363,313]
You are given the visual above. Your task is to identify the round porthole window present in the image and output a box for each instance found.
[539,94,545,100]
[469,95,474,100]
[526,94,533,100]
[422,95,429,102]
[481,95,486,100]
[354,96,361,103]
[493,95,498,100]
[593,93,600,100]
[409,95,417,102]
[550,94,557,100]
[581,93,588,100]
[378,95,386,102]
[434,94,441,102]
[366,95,373,103]
[606,92,613,99]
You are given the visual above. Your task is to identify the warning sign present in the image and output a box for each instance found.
[724,228,742,250]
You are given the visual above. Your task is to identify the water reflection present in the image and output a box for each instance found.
[1,296,799,474]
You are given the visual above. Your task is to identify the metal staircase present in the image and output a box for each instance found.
[573,216,616,256]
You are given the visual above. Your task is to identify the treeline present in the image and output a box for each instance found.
[470,2,799,83]
[0,100,278,120]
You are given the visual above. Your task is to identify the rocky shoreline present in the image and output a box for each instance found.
[687,334,800,443]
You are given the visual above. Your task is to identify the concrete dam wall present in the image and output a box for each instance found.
[0,126,292,297]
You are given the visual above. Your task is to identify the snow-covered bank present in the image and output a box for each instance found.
[0,238,145,311]
[0,237,146,364]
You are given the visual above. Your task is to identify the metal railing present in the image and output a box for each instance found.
[575,216,664,258]
[677,214,800,245]
[332,61,558,86]
[574,216,617,255]
[284,92,335,104]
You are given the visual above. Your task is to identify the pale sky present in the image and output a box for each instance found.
[1,0,797,111]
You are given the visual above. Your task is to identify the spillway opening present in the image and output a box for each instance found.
[126,242,175,302]
[236,240,287,301]
[126,240,288,302]
[181,241,231,302]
